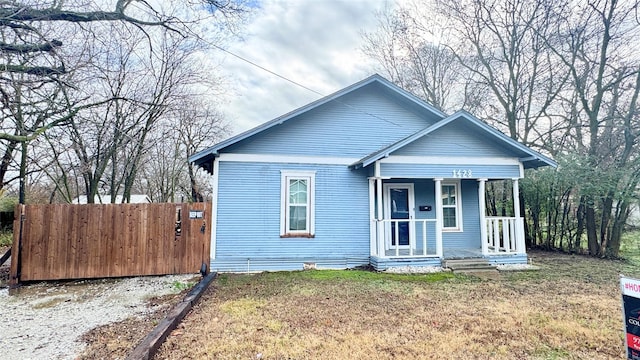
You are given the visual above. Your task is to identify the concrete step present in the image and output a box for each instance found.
[442,258,492,268]
[443,258,498,275]
[446,264,496,271]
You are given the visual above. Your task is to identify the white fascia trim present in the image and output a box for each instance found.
[379,156,521,166]
[210,159,220,260]
[219,153,359,165]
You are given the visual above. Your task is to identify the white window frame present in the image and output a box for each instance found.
[280,170,316,237]
[441,181,463,232]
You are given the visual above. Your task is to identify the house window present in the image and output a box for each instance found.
[281,170,315,237]
[441,182,461,231]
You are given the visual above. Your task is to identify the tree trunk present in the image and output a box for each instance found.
[599,193,614,256]
[575,198,585,252]
[585,201,599,255]
[18,142,27,204]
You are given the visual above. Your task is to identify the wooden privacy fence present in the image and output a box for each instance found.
[9,202,211,286]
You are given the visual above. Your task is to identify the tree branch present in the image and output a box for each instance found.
[0,63,65,76]
[0,39,62,53]
[0,5,172,26]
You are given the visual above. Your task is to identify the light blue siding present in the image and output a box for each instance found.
[380,163,521,179]
[212,257,369,272]
[224,86,439,158]
[442,180,481,249]
[213,161,370,272]
[393,121,516,157]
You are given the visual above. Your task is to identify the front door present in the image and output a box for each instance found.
[384,183,415,249]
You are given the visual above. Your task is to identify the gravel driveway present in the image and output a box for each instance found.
[0,273,196,360]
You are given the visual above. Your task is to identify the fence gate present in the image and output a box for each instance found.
[9,203,211,286]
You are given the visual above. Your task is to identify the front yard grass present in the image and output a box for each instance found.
[156,250,640,359]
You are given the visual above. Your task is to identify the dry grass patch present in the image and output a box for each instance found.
[156,251,638,359]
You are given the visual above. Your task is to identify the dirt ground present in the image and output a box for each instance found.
[77,291,184,359]
[0,259,197,360]
[0,246,10,287]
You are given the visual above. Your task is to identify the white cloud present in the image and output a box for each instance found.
[215,0,392,134]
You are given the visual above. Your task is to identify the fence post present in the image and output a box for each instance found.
[8,204,25,287]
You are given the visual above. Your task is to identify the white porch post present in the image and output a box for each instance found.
[369,178,376,256]
[513,178,521,218]
[375,161,384,257]
[434,178,443,258]
[513,178,525,254]
[478,179,488,256]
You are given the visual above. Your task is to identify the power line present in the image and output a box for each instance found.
[211,44,325,98]
[209,43,401,126]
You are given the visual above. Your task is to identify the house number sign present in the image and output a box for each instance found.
[452,169,473,178]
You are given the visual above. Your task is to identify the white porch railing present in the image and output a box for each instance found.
[484,217,526,255]
[372,219,440,258]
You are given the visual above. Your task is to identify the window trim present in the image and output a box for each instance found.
[280,170,316,237]
[441,181,463,232]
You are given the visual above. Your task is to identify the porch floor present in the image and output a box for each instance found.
[382,248,483,259]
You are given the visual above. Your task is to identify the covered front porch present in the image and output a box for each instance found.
[367,169,527,270]
[347,110,557,271]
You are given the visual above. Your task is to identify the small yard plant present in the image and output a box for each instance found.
[171,280,196,292]
[0,230,12,247]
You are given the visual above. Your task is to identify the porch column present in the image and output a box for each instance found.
[434,178,443,258]
[513,178,521,218]
[478,179,488,256]
[512,178,525,254]
[369,178,376,256]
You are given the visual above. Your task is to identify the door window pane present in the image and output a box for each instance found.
[389,187,411,246]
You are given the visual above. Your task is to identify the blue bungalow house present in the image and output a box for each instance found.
[190,75,556,272]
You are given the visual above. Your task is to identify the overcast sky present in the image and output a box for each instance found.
[215,0,392,134]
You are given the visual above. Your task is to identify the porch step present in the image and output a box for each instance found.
[443,258,497,273]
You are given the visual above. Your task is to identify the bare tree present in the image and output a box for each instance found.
[435,0,567,147]
[138,100,229,203]
[362,4,468,113]
[41,15,232,204]
[541,0,640,256]
[0,0,245,202]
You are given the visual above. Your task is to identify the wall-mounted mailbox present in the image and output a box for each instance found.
[419,205,432,212]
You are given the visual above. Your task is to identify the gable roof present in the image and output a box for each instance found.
[351,110,557,169]
[189,74,447,171]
